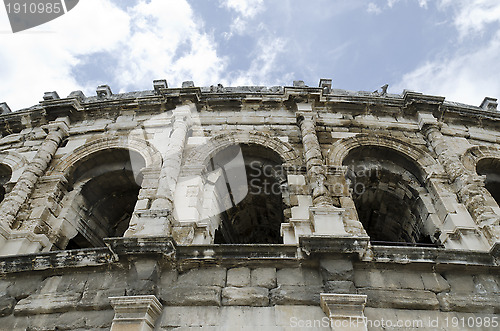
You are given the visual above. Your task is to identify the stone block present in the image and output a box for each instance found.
[277,268,322,286]
[5,275,43,300]
[275,305,330,328]
[14,293,82,315]
[176,268,226,287]
[270,285,323,305]
[219,306,276,328]
[421,273,450,293]
[80,288,126,309]
[474,274,500,294]
[160,306,220,327]
[396,271,425,290]
[324,281,356,294]
[287,175,306,186]
[444,274,476,293]
[353,269,386,288]
[437,293,500,313]
[0,295,15,317]
[222,287,269,306]
[251,268,277,289]
[161,286,221,306]
[227,267,250,287]
[359,288,439,310]
[319,259,353,281]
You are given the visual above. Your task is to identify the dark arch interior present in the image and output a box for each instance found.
[209,144,286,244]
[0,164,12,202]
[343,146,433,245]
[65,149,144,249]
[477,158,500,205]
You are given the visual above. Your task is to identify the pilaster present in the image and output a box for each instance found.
[419,112,496,251]
[0,117,69,255]
[320,293,368,331]
[109,295,163,331]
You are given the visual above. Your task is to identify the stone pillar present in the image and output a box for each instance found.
[295,103,347,237]
[109,295,163,331]
[0,117,69,227]
[126,104,194,238]
[419,113,496,250]
[151,103,193,210]
[297,108,332,207]
[0,117,69,255]
[320,293,368,331]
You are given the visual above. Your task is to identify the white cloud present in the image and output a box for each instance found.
[230,35,291,86]
[0,0,130,110]
[439,0,500,38]
[0,0,229,110]
[219,0,265,39]
[394,1,500,105]
[367,3,382,14]
[387,0,400,8]
[113,0,226,91]
[220,0,264,19]
[417,0,428,8]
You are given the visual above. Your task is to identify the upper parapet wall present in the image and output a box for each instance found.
[0,79,499,132]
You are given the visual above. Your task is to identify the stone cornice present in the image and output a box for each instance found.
[0,236,497,275]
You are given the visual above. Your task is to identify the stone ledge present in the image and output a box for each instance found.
[299,235,370,256]
[359,288,440,310]
[104,236,176,258]
[369,245,496,266]
[0,247,115,274]
[438,293,500,313]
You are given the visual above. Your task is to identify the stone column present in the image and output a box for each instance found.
[295,103,347,236]
[151,103,193,210]
[0,117,69,255]
[419,113,498,250]
[109,295,163,331]
[0,117,69,228]
[320,293,368,331]
[297,109,332,207]
[126,104,193,238]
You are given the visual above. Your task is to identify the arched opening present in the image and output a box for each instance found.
[63,149,145,249]
[0,164,12,202]
[476,158,500,205]
[343,146,435,245]
[206,144,287,244]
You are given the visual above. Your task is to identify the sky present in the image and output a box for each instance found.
[1,0,500,111]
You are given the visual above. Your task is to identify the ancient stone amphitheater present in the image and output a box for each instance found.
[0,79,498,330]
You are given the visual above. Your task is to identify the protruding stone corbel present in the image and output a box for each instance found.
[43,91,60,101]
[96,84,113,98]
[0,102,11,114]
[153,79,168,93]
[320,293,368,331]
[109,295,163,331]
[480,97,498,111]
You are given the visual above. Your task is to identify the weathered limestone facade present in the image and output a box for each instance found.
[0,81,498,330]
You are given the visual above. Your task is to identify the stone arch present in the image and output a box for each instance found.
[328,134,443,181]
[329,134,442,245]
[41,136,162,249]
[462,145,500,172]
[182,131,301,176]
[0,151,27,174]
[0,152,27,202]
[47,135,162,178]
[463,145,500,206]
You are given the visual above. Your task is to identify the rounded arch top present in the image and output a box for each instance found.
[328,134,443,181]
[0,151,27,174]
[182,131,302,175]
[462,145,500,172]
[46,135,162,178]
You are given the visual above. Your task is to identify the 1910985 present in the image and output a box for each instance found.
[5,2,62,14]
